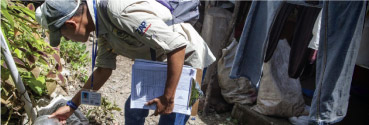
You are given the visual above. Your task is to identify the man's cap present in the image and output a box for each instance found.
[35,0,81,47]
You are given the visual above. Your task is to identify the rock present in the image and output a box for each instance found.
[60,58,65,65]
[67,75,73,82]
[188,118,195,125]
[36,98,51,107]
[61,69,70,77]
[37,96,89,125]
[215,114,220,119]
[69,85,75,91]
[226,117,231,121]
[50,85,67,99]
[34,115,59,125]
[22,113,30,125]
[56,78,67,88]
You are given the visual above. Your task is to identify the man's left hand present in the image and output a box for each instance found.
[146,95,174,116]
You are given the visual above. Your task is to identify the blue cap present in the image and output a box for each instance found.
[35,0,81,47]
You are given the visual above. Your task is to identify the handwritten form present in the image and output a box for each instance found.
[130,59,197,115]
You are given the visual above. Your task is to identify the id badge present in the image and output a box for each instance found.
[80,89,101,106]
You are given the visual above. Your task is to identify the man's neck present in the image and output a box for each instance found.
[85,6,96,32]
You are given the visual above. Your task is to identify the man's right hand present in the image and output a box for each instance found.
[49,105,75,124]
[48,67,112,124]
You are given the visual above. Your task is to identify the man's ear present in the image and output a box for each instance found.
[64,20,77,30]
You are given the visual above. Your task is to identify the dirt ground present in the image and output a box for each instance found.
[65,42,236,125]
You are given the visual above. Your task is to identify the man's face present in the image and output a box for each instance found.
[60,20,90,42]
[60,5,92,43]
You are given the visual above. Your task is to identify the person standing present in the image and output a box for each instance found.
[35,0,215,124]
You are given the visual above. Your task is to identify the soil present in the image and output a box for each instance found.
[66,42,236,125]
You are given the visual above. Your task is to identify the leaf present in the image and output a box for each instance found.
[53,47,60,52]
[1,9,14,28]
[56,64,62,72]
[10,5,35,20]
[80,53,88,61]
[36,50,48,57]
[86,109,94,117]
[17,47,27,53]
[1,66,10,81]
[45,81,57,95]
[1,22,10,45]
[31,67,41,78]
[2,62,8,69]
[24,76,46,96]
[39,56,50,66]
[15,19,33,35]
[83,75,88,83]
[14,48,22,58]
[81,44,86,50]
[22,72,34,79]
[17,67,28,73]
[46,71,56,78]
[53,54,62,72]
[13,26,21,37]
[25,40,37,51]
[12,12,37,25]
[13,57,25,67]
[26,53,36,65]
[4,77,15,88]
[37,76,46,84]
[110,106,121,111]
[57,73,65,84]
[72,62,79,70]
[2,86,9,96]
[1,0,7,9]
[52,54,61,64]
[27,3,35,11]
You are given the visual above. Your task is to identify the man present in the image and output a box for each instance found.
[35,0,215,124]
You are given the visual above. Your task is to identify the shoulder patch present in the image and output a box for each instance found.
[136,21,151,35]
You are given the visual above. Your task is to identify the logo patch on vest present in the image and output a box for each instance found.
[136,21,151,35]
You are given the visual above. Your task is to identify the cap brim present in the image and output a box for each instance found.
[49,29,62,47]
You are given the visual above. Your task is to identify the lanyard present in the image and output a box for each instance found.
[91,0,99,89]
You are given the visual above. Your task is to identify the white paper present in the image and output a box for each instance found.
[130,59,196,115]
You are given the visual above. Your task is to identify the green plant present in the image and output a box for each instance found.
[59,38,90,82]
[86,97,122,123]
[1,0,64,95]
[1,0,64,123]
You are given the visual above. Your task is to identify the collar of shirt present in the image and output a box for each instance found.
[86,0,108,36]
[86,0,96,29]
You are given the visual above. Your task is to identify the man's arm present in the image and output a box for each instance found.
[49,67,112,123]
[71,67,112,106]
[146,46,186,115]
[164,46,186,103]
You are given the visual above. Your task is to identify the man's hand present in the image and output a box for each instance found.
[146,95,174,116]
[49,105,75,124]
[144,46,186,116]
[48,67,112,124]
